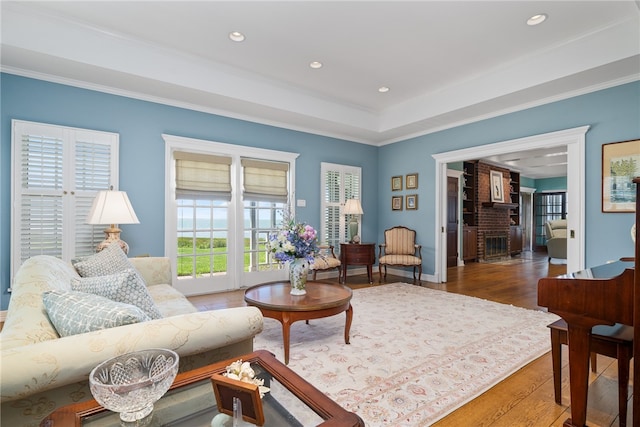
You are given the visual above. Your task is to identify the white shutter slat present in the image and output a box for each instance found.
[20,194,64,259]
[21,135,64,190]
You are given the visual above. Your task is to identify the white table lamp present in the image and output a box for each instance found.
[87,190,140,254]
[344,199,364,243]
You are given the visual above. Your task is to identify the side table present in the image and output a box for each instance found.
[340,243,375,284]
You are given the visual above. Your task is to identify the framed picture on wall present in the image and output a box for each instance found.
[406,173,418,189]
[490,170,505,203]
[391,176,403,191]
[392,196,403,211]
[602,139,640,212]
[406,194,418,210]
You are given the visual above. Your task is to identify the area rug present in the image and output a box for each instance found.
[253,282,559,426]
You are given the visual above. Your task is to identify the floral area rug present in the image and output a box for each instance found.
[253,282,559,426]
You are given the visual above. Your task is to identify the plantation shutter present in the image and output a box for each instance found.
[74,136,115,255]
[320,163,362,249]
[241,158,289,202]
[12,120,118,278]
[174,151,232,200]
[19,131,65,260]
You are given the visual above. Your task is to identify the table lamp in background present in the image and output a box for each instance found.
[344,199,364,243]
[87,189,140,254]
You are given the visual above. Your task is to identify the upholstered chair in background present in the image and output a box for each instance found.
[545,219,567,260]
[309,245,341,281]
[378,226,422,283]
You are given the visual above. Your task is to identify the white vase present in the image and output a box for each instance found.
[288,258,309,295]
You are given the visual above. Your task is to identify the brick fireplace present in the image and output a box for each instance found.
[476,162,512,261]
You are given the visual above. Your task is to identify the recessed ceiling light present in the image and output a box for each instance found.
[229,31,245,42]
[527,14,547,26]
[378,86,390,93]
[309,61,323,69]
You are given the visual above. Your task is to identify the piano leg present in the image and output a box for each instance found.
[564,324,592,427]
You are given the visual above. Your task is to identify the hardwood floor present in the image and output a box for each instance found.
[188,251,630,426]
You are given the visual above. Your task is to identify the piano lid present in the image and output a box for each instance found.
[562,259,634,280]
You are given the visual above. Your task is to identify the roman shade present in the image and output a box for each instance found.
[241,158,289,202]
[174,151,232,200]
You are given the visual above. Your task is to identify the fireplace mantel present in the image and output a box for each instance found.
[481,202,518,209]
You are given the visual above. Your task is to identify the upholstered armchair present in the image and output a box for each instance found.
[378,226,422,283]
[309,245,342,281]
[545,219,567,260]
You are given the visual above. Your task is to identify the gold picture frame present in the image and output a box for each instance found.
[406,173,418,189]
[392,195,403,211]
[490,170,505,203]
[211,374,265,426]
[602,139,640,212]
[406,194,418,210]
[391,176,403,191]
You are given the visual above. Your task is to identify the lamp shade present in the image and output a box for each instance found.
[343,199,364,215]
[87,190,140,225]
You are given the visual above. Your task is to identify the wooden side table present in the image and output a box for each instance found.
[340,243,375,284]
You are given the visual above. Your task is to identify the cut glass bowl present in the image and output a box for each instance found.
[89,348,179,423]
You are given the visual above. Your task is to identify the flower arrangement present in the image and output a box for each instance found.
[266,217,319,263]
[223,360,270,398]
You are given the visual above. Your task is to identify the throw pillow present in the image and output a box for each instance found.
[43,290,151,337]
[71,268,163,319]
[72,241,133,277]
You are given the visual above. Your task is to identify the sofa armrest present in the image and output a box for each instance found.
[0,307,263,403]
[129,257,172,286]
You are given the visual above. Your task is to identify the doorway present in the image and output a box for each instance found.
[433,126,588,283]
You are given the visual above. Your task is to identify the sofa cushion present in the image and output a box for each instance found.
[72,241,134,277]
[43,290,151,337]
[71,269,162,319]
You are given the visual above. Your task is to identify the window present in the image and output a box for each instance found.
[11,120,118,279]
[320,163,362,250]
[164,134,297,294]
[534,192,567,247]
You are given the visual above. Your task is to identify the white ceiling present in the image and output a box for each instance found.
[2,1,639,179]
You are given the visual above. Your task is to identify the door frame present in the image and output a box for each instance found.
[433,126,589,283]
[447,169,464,266]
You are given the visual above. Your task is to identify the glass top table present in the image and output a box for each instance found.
[40,350,364,427]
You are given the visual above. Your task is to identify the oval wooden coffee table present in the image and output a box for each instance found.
[244,281,353,364]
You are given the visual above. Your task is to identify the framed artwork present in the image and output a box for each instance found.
[392,195,403,211]
[602,139,640,212]
[391,176,403,191]
[406,194,418,210]
[406,173,418,189]
[490,170,505,203]
[211,374,265,426]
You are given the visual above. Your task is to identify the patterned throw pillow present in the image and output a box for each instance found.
[72,241,133,277]
[71,268,162,319]
[43,290,151,337]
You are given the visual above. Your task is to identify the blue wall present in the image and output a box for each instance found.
[2,74,639,310]
[378,81,638,273]
[0,73,379,310]
[535,177,567,192]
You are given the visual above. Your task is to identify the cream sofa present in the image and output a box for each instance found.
[1,255,264,427]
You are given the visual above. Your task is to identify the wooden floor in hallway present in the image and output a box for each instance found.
[188,251,630,426]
